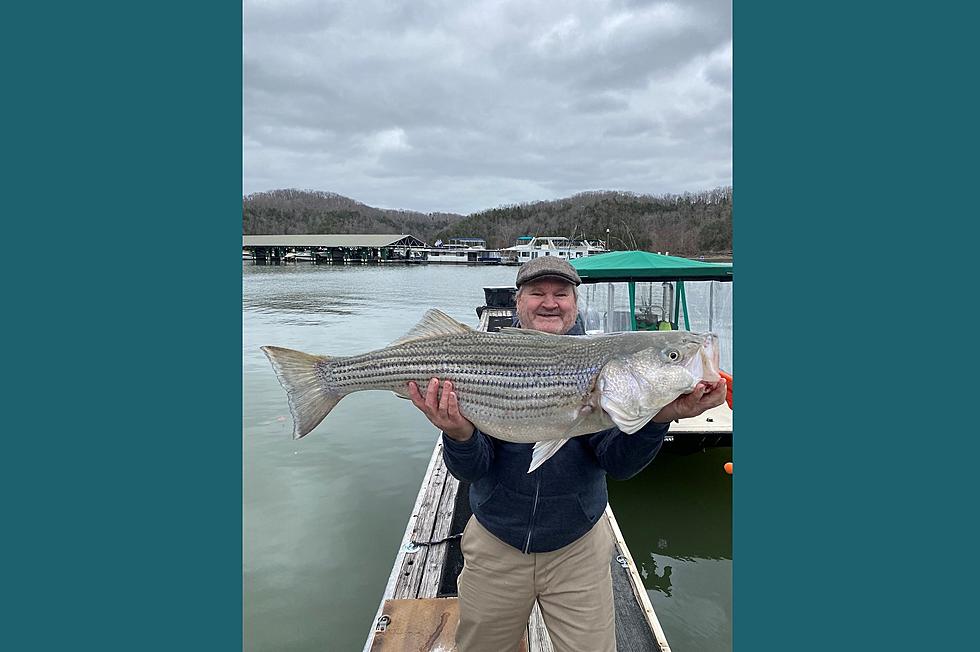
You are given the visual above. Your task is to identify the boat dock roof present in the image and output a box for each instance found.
[243,234,427,247]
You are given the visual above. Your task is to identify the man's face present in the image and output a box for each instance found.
[516,278,578,334]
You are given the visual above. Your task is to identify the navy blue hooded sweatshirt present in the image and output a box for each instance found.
[441,319,669,553]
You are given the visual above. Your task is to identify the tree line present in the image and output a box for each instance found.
[243,186,732,256]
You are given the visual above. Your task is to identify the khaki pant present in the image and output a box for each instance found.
[456,515,616,652]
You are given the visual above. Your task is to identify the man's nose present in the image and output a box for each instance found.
[541,295,558,307]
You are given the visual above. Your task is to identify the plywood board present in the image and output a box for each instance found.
[369,598,528,652]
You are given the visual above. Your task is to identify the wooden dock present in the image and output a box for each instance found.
[362,436,673,652]
[362,302,732,651]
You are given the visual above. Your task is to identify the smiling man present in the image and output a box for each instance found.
[408,255,726,651]
[513,256,582,334]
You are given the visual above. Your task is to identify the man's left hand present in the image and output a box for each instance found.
[652,378,727,423]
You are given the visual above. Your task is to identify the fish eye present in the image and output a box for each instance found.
[666,349,680,361]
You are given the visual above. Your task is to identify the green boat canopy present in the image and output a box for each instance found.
[570,250,732,282]
[570,251,732,332]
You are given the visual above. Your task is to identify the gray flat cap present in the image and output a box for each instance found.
[515,256,582,288]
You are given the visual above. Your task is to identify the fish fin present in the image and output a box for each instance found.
[498,327,560,337]
[527,405,599,472]
[261,346,341,439]
[599,394,657,434]
[528,438,569,473]
[389,308,473,346]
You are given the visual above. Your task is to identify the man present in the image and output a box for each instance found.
[408,256,726,652]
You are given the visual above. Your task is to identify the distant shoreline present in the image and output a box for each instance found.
[683,253,733,263]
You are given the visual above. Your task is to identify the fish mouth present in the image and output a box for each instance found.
[685,334,721,384]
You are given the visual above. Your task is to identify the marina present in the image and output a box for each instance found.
[243,263,733,652]
[243,234,428,264]
[242,234,612,266]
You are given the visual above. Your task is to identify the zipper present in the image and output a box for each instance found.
[523,479,540,553]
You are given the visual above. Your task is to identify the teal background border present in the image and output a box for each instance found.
[735,3,976,650]
[5,3,243,649]
[6,1,977,649]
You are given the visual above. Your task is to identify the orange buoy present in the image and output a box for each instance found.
[724,462,733,475]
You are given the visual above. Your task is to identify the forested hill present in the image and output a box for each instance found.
[436,187,731,255]
[242,189,464,240]
[243,186,732,256]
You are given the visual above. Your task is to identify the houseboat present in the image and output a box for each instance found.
[415,237,504,264]
[501,236,608,265]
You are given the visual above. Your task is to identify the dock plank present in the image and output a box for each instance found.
[527,601,554,652]
[364,439,447,652]
[370,598,530,652]
[418,470,461,598]
[394,449,450,598]
[369,598,458,652]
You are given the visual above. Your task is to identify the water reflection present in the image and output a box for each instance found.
[641,557,674,597]
[607,447,732,651]
[608,448,732,563]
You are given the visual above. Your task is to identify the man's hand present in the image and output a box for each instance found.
[408,378,475,442]
[652,378,728,424]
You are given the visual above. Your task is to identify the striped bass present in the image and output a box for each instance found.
[262,309,720,472]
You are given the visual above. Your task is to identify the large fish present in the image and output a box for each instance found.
[262,309,720,472]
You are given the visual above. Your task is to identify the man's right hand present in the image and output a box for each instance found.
[408,378,475,442]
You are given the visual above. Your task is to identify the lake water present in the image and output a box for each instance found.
[243,262,732,652]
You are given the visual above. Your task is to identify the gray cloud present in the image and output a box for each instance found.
[244,0,731,214]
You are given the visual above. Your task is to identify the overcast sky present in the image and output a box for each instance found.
[244,0,731,215]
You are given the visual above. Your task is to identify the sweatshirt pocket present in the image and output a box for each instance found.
[475,482,534,534]
[576,487,607,524]
[530,492,594,550]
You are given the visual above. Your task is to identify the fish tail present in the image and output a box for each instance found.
[261,346,342,439]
